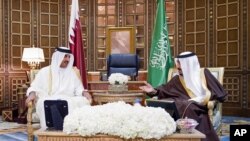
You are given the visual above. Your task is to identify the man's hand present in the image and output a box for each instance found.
[83,90,92,103]
[139,81,156,94]
[25,92,36,106]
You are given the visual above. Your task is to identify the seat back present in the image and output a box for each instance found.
[206,67,224,133]
[206,67,224,84]
[107,54,139,80]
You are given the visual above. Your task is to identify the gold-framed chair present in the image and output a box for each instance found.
[167,67,224,134]
[27,67,83,141]
[27,101,37,141]
[26,69,40,141]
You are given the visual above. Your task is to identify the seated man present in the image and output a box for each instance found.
[140,51,227,141]
[25,47,92,130]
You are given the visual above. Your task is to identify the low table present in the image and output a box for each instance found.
[93,92,144,105]
[34,129,205,141]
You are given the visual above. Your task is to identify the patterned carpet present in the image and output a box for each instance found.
[220,116,250,141]
[221,116,250,135]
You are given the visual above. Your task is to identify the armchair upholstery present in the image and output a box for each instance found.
[107,54,139,80]
[167,67,224,134]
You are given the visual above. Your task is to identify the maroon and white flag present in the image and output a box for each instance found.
[69,0,87,88]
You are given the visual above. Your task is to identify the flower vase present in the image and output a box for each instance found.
[108,84,128,94]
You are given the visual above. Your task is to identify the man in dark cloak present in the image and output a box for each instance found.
[140,51,227,141]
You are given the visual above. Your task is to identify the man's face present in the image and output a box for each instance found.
[176,60,183,76]
[60,54,70,68]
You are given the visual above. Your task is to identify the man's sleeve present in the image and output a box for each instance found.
[73,67,84,96]
[205,69,228,102]
[26,69,46,96]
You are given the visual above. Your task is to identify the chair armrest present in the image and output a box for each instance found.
[207,100,216,123]
[207,100,216,109]
[27,101,34,141]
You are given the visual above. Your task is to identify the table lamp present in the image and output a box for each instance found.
[22,46,45,69]
[22,46,45,81]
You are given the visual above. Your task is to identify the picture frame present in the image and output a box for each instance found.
[106,27,135,56]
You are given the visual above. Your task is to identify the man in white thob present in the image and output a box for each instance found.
[25,47,92,130]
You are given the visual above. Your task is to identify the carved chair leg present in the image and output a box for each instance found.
[27,102,34,141]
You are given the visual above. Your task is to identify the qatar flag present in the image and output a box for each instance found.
[68,0,87,88]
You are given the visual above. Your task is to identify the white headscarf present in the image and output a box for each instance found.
[50,47,74,95]
[175,51,206,98]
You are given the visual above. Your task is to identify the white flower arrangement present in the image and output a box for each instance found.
[63,102,176,139]
[108,73,129,85]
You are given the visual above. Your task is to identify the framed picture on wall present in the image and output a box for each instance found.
[106,27,135,56]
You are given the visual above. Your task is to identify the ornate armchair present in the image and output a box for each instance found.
[167,67,224,134]
[107,54,139,80]
[27,101,37,141]
[26,70,41,141]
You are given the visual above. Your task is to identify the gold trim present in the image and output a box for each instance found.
[179,76,196,98]
[200,68,211,105]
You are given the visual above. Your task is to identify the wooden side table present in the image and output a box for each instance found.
[93,92,145,105]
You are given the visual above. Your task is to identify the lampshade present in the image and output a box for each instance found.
[22,47,45,69]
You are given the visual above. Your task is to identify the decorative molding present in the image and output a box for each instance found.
[61,0,66,46]
[208,0,214,67]
[147,0,153,62]
[242,0,247,109]
[0,0,3,72]
[89,0,94,70]
[33,0,38,46]
[177,0,183,53]
[118,0,122,26]
[0,77,4,103]
[3,0,9,107]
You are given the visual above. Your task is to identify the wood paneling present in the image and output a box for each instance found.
[179,0,250,116]
[184,0,207,66]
